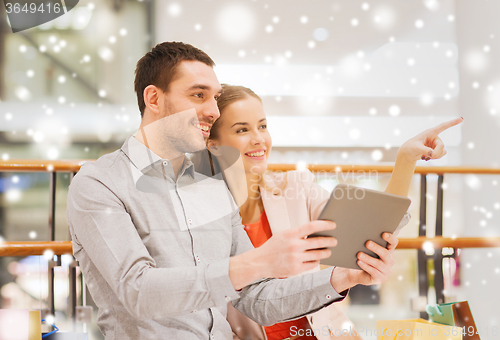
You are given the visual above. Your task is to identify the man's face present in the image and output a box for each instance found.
[157,60,222,154]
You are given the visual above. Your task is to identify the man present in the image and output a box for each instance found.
[67,42,399,339]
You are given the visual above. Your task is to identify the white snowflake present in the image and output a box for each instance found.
[415,19,424,29]
[168,3,182,17]
[371,150,383,161]
[389,105,401,116]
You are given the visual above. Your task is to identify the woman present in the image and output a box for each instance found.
[193,85,462,340]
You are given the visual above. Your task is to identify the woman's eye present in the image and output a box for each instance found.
[236,128,247,133]
[194,93,203,98]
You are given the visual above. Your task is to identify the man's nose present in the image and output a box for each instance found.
[201,98,220,121]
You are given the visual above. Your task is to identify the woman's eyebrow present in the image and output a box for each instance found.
[231,118,266,128]
[231,122,248,127]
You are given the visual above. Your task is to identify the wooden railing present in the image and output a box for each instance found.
[0,160,87,172]
[2,160,500,174]
[2,237,500,257]
[1,160,499,258]
[1,160,499,259]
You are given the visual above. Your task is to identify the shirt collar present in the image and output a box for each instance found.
[121,135,194,180]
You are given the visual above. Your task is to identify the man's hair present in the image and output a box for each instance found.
[134,42,215,117]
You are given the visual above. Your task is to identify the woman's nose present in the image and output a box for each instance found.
[251,131,265,144]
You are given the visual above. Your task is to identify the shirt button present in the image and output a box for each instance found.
[225,296,230,302]
[191,310,197,313]
[196,256,201,262]
[211,335,215,340]
[163,161,168,166]
[188,219,192,224]
[326,294,331,299]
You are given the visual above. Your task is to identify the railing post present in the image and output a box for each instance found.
[47,254,61,316]
[48,171,57,317]
[68,260,78,329]
[434,174,445,304]
[68,172,78,326]
[48,172,56,241]
[417,174,428,319]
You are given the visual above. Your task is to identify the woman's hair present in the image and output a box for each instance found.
[209,84,262,141]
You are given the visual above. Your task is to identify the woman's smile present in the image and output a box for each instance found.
[245,149,266,160]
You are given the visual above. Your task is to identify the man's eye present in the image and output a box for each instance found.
[194,93,203,98]
[214,95,220,101]
[260,124,267,129]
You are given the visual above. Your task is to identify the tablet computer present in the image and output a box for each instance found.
[309,183,411,270]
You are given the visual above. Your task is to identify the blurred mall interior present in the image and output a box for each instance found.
[0,0,499,339]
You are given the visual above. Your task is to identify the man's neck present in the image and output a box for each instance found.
[135,127,185,178]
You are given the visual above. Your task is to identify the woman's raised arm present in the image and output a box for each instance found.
[384,117,464,197]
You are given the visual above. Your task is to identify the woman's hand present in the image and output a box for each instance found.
[330,233,399,292]
[398,117,463,163]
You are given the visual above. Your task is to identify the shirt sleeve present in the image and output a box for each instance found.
[67,164,241,321]
[231,267,347,326]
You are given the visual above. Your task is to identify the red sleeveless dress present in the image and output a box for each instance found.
[243,210,316,340]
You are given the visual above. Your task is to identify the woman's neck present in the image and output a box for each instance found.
[239,171,264,224]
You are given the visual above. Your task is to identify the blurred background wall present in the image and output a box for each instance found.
[0,1,499,339]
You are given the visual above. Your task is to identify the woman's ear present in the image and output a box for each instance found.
[207,139,223,156]
[207,139,218,152]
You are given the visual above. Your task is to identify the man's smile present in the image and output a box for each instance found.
[193,122,211,137]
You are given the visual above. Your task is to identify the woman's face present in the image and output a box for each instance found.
[210,96,272,175]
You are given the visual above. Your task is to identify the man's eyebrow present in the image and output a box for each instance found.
[186,84,223,93]
[231,119,266,128]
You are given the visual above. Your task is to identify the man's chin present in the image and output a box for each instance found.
[187,141,208,154]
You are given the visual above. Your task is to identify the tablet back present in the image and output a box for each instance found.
[312,183,411,270]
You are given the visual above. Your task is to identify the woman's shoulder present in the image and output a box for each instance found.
[263,169,315,188]
[285,169,316,184]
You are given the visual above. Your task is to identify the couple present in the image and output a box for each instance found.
[66,41,462,340]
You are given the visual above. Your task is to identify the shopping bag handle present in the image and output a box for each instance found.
[41,319,59,338]
[380,328,399,340]
[426,304,444,316]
